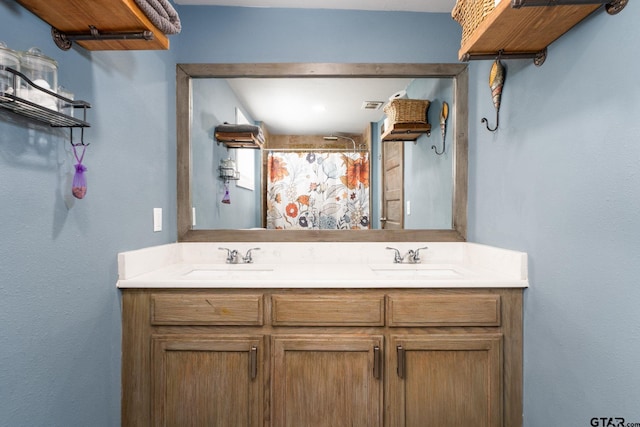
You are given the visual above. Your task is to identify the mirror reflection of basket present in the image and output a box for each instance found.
[383,99,430,124]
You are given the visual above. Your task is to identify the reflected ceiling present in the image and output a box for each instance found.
[226,77,414,135]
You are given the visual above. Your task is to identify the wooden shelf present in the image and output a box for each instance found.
[458,1,601,61]
[16,0,169,50]
[381,122,431,142]
[215,132,264,149]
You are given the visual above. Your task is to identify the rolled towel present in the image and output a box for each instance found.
[215,123,262,135]
[134,0,182,35]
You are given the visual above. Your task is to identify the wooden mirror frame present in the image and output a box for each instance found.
[177,63,468,242]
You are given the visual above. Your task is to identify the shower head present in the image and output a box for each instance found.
[323,135,356,153]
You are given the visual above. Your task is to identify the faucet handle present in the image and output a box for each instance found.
[412,246,429,263]
[386,247,403,264]
[243,247,260,264]
[219,247,238,264]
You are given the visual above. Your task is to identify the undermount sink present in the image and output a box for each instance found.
[182,265,274,279]
[369,264,461,278]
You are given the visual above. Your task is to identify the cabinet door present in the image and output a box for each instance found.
[388,334,503,427]
[271,334,383,427]
[152,335,264,427]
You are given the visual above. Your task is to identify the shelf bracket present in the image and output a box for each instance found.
[605,0,628,14]
[51,26,154,51]
[511,0,627,15]
[463,48,547,67]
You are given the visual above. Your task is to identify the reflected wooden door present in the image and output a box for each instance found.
[382,140,404,229]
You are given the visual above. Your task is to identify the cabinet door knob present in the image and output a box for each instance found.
[373,346,381,380]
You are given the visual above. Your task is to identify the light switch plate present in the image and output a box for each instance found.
[153,208,162,232]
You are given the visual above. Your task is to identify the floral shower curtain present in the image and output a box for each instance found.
[266,151,370,230]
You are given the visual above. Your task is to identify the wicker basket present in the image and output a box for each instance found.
[451,0,496,47]
[383,99,430,124]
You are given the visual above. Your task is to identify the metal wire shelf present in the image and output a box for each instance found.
[0,66,90,128]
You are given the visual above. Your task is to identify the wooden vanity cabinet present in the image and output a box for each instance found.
[387,334,503,427]
[152,335,264,426]
[122,291,266,427]
[121,288,522,427]
[271,334,384,427]
[269,294,385,426]
[149,293,266,424]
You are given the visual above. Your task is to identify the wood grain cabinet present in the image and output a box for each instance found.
[457,1,606,62]
[387,334,503,427]
[16,0,170,50]
[152,335,264,426]
[271,334,383,427]
[121,288,522,427]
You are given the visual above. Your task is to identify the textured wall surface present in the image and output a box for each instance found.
[466,3,640,424]
[0,3,177,426]
[2,2,638,426]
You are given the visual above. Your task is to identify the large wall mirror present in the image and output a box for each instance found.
[177,63,468,242]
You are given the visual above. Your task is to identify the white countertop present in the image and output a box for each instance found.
[116,242,528,289]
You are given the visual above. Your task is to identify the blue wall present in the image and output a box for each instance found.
[468,3,640,424]
[171,6,460,63]
[191,78,261,229]
[1,2,639,426]
[405,78,454,229]
[0,2,177,426]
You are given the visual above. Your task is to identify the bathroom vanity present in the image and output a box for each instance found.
[118,242,527,427]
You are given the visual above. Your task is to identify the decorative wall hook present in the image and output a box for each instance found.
[432,101,448,155]
[481,111,499,132]
[482,55,506,132]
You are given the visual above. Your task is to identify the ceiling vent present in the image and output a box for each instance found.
[361,101,384,110]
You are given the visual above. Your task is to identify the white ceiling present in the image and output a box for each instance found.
[174,0,456,13]
[227,78,415,135]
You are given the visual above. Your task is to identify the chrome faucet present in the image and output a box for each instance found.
[219,247,240,264]
[407,246,428,264]
[242,248,260,264]
[386,247,404,263]
[386,246,429,264]
[220,247,260,264]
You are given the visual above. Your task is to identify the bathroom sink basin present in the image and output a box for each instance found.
[369,264,460,278]
[181,266,274,279]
